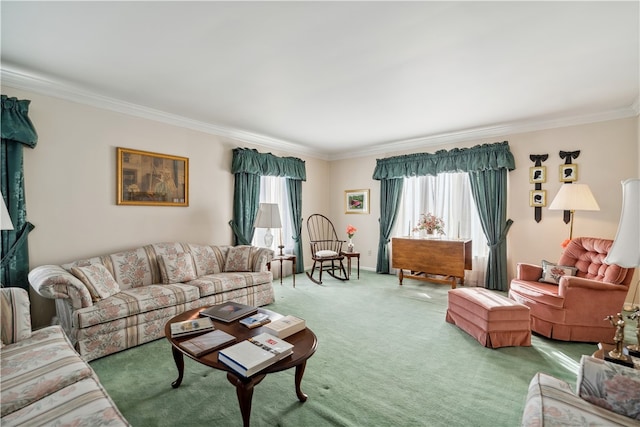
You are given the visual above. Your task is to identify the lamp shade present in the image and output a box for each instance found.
[254,203,282,229]
[548,184,600,211]
[604,178,640,268]
[1,194,14,231]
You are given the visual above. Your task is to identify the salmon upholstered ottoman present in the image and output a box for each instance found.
[446,287,531,348]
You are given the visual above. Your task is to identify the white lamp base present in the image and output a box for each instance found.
[263,228,274,248]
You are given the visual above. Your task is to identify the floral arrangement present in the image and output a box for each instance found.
[413,213,445,235]
[346,224,357,239]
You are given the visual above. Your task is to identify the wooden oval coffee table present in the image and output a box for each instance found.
[165,307,317,427]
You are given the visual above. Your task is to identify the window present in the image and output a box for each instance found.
[393,173,488,286]
[252,176,293,255]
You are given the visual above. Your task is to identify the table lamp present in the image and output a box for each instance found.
[254,203,282,252]
[548,183,600,241]
[1,193,14,231]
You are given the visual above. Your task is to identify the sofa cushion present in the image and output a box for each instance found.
[0,326,93,416]
[75,284,201,329]
[2,376,130,426]
[158,253,197,284]
[187,272,274,297]
[224,246,253,272]
[539,260,577,285]
[187,244,223,276]
[71,264,121,301]
[577,355,640,420]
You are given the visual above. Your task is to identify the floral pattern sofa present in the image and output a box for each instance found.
[521,355,640,426]
[29,243,274,361]
[1,287,130,426]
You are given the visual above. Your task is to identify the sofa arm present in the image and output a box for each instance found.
[0,288,32,344]
[251,247,274,272]
[28,265,93,309]
[516,263,543,281]
[577,355,640,420]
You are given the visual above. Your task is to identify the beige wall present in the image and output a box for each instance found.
[4,86,639,326]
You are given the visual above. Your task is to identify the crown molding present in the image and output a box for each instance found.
[2,66,637,163]
[0,67,330,161]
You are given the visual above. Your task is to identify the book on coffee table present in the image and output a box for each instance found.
[178,329,236,357]
[199,302,258,323]
[263,315,306,339]
[239,312,271,329]
[170,317,215,337]
[218,332,294,377]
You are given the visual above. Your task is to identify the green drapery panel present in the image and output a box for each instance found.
[229,172,261,245]
[372,141,515,179]
[232,148,306,180]
[372,141,515,283]
[286,178,304,272]
[1,95,38,290]
[468,169,513,291]
[230,148,306,269]
[376,178,403,273]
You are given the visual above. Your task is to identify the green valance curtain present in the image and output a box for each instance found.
[372,141,516,291]
[231,147,306,180]
[1,95,38,290]
[373,141,515,179]
[229,148,306,272]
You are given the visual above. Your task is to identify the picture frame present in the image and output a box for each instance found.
[116,147,189,206]
[529,166,546,183]
[345,189,370,214]
[529,190,547,207]
[559,164,578,182]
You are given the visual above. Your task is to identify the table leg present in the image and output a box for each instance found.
[294,361,309,402]
[292,257,296,288]
[279,259,284,285]
[356,255,360,279]
[399,269,404,285]
[346,257,351,279]
[227,372,266,427]
[171,346,185,388]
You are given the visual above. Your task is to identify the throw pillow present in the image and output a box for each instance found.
[187,244,221,276]
[539,259,577,285]
[577,355,640,420]
[71,264,121,301]
[158,252,197,284]
[224,246,253,272]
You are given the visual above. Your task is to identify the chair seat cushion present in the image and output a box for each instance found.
[315,250,338,258]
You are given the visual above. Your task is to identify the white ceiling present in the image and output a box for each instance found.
[1,1,639,160]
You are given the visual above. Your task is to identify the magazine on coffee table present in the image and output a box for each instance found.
[200,302,258,323]
[178,329,236,357]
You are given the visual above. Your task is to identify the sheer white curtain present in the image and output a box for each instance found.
[393,173,488,286]
[252,176,294,255]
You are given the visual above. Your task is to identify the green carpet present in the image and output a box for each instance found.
[91,271,596,426]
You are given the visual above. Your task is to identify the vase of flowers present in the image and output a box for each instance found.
[412,213,445,237]
[346,224,357,252]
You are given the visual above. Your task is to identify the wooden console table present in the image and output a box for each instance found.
[391,237,472,288]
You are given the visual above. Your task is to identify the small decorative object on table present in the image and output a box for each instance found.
[604,313,634,367]
[412,213,445,237]
[346,224,357,252]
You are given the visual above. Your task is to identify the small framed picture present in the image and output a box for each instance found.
[559,164,578,182]
[529,190,546,207]
[529,166,546,184]
[345,189,370,214]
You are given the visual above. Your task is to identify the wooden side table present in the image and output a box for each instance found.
[340,251,360,280]
[269,255,297,287]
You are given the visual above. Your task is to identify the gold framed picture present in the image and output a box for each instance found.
[529,166,546,183]
[529,190,546,207]
[116,147,189,206]
[559,164,578,182]
[345,189,370,214]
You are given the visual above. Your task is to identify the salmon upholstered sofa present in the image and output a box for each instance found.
[509,237,634,343]
[1,287,130,426]
[29,242,274,361]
